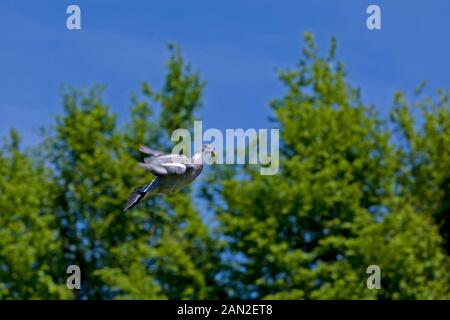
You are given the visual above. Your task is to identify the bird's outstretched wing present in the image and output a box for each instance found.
[139,145,165,157]
[139,154,193,176]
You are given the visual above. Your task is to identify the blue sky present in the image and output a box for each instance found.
[0,0,449,146]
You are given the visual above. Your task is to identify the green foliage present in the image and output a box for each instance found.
[203,33,450,299]
[0,130,71,299]
[37,46,218,299]
[142,44,205,135]
[0,34,449,299]
[391,89,450,253]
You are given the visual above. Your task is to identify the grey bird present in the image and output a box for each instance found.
[124,144,215,211]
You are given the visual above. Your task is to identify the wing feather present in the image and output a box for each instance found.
[138,147,192,176]
[139,145,165,157]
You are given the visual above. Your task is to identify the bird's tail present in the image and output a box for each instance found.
[124,179,159,212]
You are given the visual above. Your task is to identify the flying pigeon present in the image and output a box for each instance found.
[124,144,215,211]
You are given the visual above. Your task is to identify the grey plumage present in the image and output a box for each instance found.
[124,144,214,211]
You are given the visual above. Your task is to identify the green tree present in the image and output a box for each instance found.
[42,46,221,299]
[1,35,449,300]
[391,88,450,253]
[202,33,450,299]
[0,130,71,299]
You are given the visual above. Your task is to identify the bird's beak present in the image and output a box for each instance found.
[211,149,216,157]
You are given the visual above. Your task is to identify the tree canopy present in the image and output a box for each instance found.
[0,35,449,299]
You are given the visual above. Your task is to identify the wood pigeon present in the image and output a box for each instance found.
[124,144,215,211]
